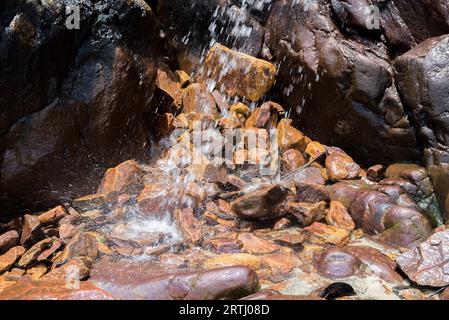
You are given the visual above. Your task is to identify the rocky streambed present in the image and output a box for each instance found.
[1,0,449,301]
[1,43,449,300]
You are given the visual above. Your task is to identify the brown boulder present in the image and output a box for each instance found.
[182,83,217,114]
[231,185,288,219]
[200,44,276,101]
[325,201,355,231]
[0,246,26,274]
[91,259,259,300]
[281,149,307,172]
[37,206,67,227]
[286,201,327,227]
[325,151,361,181]
[304,222,350,247]
[97,160,143,195]
[18,238,54,268]
[54,232,98,266]
[20,215,44,247]
[0,230,19,254]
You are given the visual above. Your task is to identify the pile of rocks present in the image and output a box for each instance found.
[0,44,448,300]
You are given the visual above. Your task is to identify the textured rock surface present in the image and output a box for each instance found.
[0,0,169,212]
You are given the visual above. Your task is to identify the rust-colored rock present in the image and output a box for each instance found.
[304,222,350,247]
[37,206,67,227]
[0,281,114,300]
[397,229,449,287]
[238,233,280,254]
[97,160,143,195]
[325,201,355,231]
[287,201,327,227]
[0,246,26,273]
[174,208,203,246]
[282,149,307,172]
[0,230,19,254]
[204,253,262,270]
[305,141,326,159]
[205,236,242,253]
[55,232,98,266]
[231,184,288,219]
[278,118,307,152]
[20,215,44,247]
[18,238,53,268]
[200,44,276,101]
[325,151,361,181]
[182,83,217,114]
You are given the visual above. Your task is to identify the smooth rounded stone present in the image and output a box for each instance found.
[397,229,449,287]
[231,184,288,220]
[328,182,364,209]
[199,44,276,102]
[325,151,361,181]
[381,206,433,248]
[37,206,67,227]
[91,259,259,300]
[0,230,19,254]
[20,215,44,247]
[348,191,396,234]
[237,233,280,254]
[345,246,403,284]
[97,160,143,195]
[325,201,355,231]
[0,280,114,300]
[315,248,362,279]
[0,246,26,273]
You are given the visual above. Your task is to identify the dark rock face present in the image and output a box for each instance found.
[394,35,449,219]
[0,0,168,212]
[264,0,419,166]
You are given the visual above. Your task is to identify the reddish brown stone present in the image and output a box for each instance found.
[238,233,280,255]
[325,201,356,231]
[282,149,307,172]
[0,246,26,273]
[174,208,203,246]
[293,167,326,186]
[316,248,362,279]
[20,215,44,247]
[37,206,67,227]
[18,238,53,268]
[182,83,217,114]
[441,287,449,300]
[97,160,143,195]
[231,185,288,220]
[325,151,361,181]
[55,232,98,266]
[273,218,292,230]
[204,254,262,270]
[367,165,385,182]
[0,281,114,300]
[296,183,330,203]
[287,201,327,227]
[205,236,242,253]
[304,222,350,247]
[0,230,19,254]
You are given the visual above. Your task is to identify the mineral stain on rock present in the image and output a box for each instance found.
[0,0,449,301]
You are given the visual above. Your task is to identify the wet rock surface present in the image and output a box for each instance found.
[1,0,449,301]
